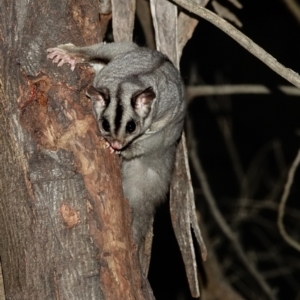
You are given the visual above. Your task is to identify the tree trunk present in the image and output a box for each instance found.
[0,0,152,299]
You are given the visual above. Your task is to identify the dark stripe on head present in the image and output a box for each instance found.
[98,87,111,106]
[114,85,123,134]
[115,102,123,133]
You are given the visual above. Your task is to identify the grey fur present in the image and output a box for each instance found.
[47,42,186,244]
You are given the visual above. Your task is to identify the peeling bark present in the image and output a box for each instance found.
[0,0,151,299]
[111,0,136,42]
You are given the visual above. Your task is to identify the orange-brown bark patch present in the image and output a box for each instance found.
[18,74,51,110]
[60,203,80,228]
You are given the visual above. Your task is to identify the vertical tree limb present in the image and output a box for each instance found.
[150,1,207,297]
[0,0,151,299]
[111,0,136,42]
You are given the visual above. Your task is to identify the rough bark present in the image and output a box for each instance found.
[111,0,136,42]
[0,0,151,299]
[0,264,4,300]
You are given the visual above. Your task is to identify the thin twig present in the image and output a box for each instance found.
[186,84,300,101]
[212,0,242,27]
[253,229,300,291]
[205,95,248,197]
[187,118,276,300]
[281,0,300,23]
[173,0,300,89]
[226,0,242,9]
[233,140,286,225]
[277,150,300,252]
[186,84,269,100]
[278,85,300,95]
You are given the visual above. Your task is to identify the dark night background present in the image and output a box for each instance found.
[143,0,300,299]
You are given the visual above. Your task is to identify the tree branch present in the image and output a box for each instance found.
[211,0,242,28]
[172,0,300,89]
[281,0,300,23]
[186,84,300,101]
[186,84,270,100]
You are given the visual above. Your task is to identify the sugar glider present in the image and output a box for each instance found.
[47,42,186,245]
